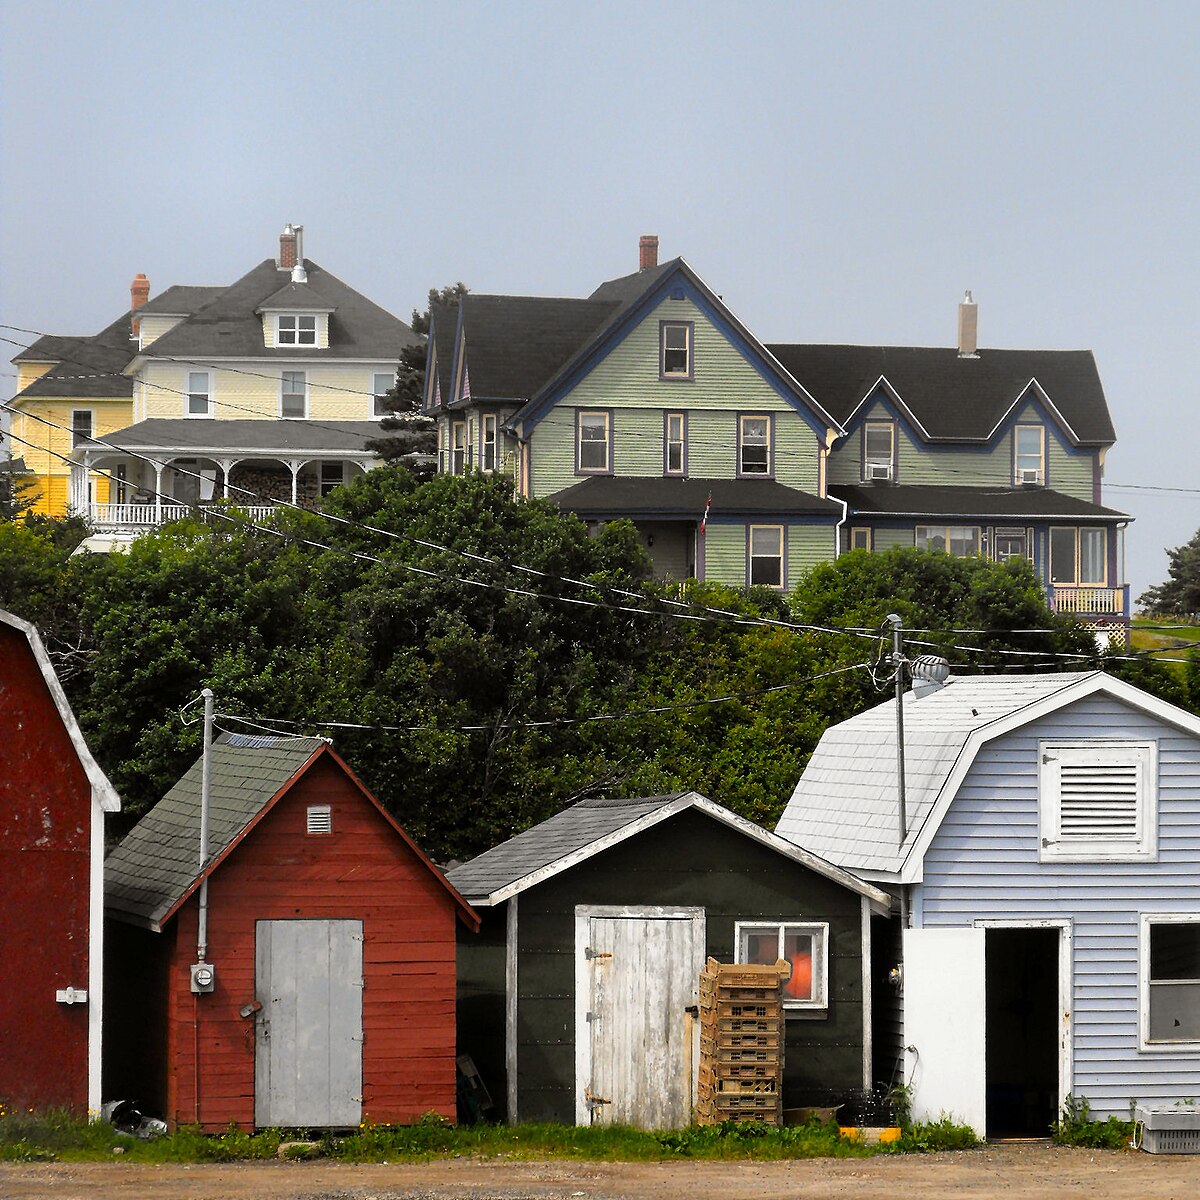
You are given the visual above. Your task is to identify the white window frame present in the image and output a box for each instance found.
[1015,424,1045,485]
[1140,914,1200,1050]
[735,920,829,1011]
[451,420,466,474]
[71,409,94,448]
[748,524,784,589]
[577,410,611,474]
[186,370,213,418]
[660,321,692,379]
[479,413,499,472]
[863,421,895,481]
[665,412,685,475]
[1039,740,1157,863]
[739,414,771,477]
[280,370,308,419]
[372,372,394,419]
[276,314,317,346]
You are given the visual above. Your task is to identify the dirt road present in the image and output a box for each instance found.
[4,1143,1200,1200]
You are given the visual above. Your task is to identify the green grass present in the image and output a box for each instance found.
[1130,616,1200,678]
[0,1108,981,1164]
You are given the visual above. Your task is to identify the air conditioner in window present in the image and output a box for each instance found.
[868,463,893,481]
[1019,468,1042,485]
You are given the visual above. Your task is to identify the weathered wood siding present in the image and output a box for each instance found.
[827,398,1098,501]
[159,755,460,1130]
[917,693,1200,1117]
[0,624,93,1111]
[487,808,867,1124]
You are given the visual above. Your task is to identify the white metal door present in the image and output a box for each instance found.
[903,926,986,1135]
[576,907,704,1129]
[255,919,363,1128]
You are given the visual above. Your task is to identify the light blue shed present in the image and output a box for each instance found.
[776,671,1200,1136]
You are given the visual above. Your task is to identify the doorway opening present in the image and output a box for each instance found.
[985,927,1059,1137]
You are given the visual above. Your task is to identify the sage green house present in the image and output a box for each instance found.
[425,239,845,591]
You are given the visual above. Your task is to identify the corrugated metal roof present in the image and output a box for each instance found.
[105,734,323,928]
[775,672,1099,876]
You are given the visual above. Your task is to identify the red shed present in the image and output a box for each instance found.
[0,608,121,1114]
[104,732,477,1130]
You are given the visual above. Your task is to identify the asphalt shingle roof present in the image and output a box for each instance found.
[143,259,418,360]
[766,344,1114,445]
[831,483,1130,520]
[137,286,226,318]
[775,672,1098,876]
[84,418,380,455]
[14,313,137,399]
[105,734,324,928]
[549,476,842,518]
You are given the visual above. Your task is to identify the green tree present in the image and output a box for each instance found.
[1139,528,1200,616]
[366,282,469,475]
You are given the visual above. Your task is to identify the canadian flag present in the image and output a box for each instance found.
[700,491,712,536]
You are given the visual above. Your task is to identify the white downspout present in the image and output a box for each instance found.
[833,494,849,558]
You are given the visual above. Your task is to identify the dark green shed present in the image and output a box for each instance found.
[447,791,891,1128]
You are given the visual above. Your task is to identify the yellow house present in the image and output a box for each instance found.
[7,226,418,531]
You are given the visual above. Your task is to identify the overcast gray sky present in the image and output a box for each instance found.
[2,1,1196,598]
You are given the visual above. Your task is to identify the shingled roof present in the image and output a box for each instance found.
[105,734,325,929]
[446,790,889,910]
[84,417,379,455]
[136,285,225,318]
[14,312,137,399]
[766,344,1114,445]
[550,475,842,518]
[830,483,1130,521]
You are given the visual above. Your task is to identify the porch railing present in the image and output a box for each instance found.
[1047,584,1129,617]
[88,502,280,529]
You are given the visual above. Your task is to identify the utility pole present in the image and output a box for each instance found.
[887,614,907,845]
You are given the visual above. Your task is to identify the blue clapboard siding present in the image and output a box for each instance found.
[918,693,1200,1117]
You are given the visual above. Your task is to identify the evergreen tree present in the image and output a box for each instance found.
[1139,528,1200,616]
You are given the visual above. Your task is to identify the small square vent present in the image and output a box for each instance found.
[306,805,332,835]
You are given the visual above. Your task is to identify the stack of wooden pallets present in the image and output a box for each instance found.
[696,956,787,1126]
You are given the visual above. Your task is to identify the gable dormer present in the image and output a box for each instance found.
[256,265,335,350]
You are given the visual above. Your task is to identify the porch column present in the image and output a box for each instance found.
[153,461,164,524]
[288,459,301,505]
[69,457,88,517]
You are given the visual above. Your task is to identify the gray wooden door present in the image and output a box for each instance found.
[578,908,704,1129]
[255,919,363,1128]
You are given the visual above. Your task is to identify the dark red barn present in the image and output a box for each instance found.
[0,608,121,1114]
[104,732,477,1130]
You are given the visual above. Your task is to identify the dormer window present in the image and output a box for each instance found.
[864,422,895,481]
[1015,425,1045,485]
[277,315,317,346]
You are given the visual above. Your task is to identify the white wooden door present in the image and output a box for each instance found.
[576,907,704,1129]
[255,919,363,1128]
[903,926,986,1135]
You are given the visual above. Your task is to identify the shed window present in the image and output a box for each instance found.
[736,921,828,1010]
[306,805,332,835]
[1039,741,1156,862]
[1144,918,1200,1045]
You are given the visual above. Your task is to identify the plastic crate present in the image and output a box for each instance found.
[1135,1104,1200,1154]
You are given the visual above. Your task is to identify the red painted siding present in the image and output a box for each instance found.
[160,755,459,1130]
[0,625,91,1111]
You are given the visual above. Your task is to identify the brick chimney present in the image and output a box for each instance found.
[279,223,298,270]
[957,290,979,358]
[639,234,659,271]
[130,273,150,338]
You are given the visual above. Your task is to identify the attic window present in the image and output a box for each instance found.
[1039,741,1156,862]
[660,322,693,380]
[307,805,332,835]
[278,315,316,346]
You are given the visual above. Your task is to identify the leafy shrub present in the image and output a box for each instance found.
[1052,1095,1133,1149]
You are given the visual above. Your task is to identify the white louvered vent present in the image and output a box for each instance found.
[307,804,332,835]
[1059,761,1139,838]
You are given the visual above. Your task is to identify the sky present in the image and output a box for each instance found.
[1,1,1196,597]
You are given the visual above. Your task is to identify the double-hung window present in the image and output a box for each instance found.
[372,372,394,419]
[1039,741,1156,862]
[739,415,771,476]
[277,314,317,346]
[577,411,611,473]
[481,414,498,472]
[1015,425,1045,484]
[187,371,212,417]
[660,322,692,379]
[1050,527,1107,585]
[319,462,344,497]
[915,525,980,557]
[71,410,93,448]
[451,421,466,474]
[665,412,685,475]
[1142,916,1200,1046]
[748,525,784,588]
[863,421,895,481]
[736,921,829,1010]
[281,370,307,418]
